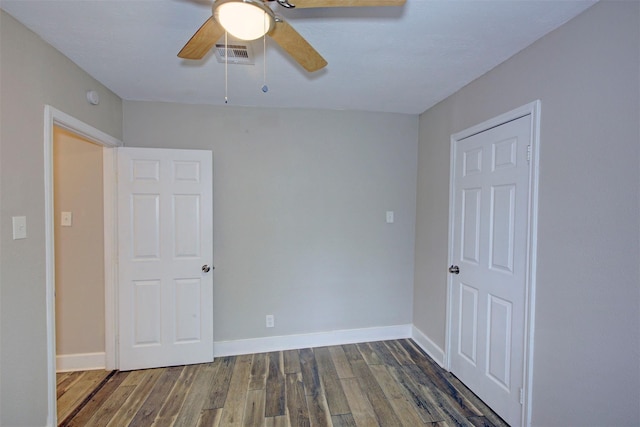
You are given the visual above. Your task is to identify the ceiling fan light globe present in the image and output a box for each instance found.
[214,0,275,41]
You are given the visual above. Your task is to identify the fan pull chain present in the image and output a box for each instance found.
[262,14,268,93]
[224,31,228,104]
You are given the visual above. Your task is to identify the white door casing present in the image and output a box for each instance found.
[117,147,213,371]
[44,106,122,426]
[448,112,536,427]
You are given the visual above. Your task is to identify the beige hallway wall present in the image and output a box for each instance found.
[53,126,105,357]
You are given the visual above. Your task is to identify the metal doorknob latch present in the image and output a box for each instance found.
[448,265,460,274]
[202,265,213,273]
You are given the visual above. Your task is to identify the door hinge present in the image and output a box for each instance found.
[519,388,525,405]
[527,145,532,163]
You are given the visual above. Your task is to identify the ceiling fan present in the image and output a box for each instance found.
[178,0,406,72]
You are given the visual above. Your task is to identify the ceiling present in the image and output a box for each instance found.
[1,0,596,115]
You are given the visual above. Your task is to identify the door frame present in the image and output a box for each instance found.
[44,105,122,425]
[444,100,541,427]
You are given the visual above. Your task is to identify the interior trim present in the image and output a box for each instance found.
[411,325,446,367]
[56,352,106,373]
[214,324,412,357]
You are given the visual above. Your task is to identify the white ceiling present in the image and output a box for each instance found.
[1,0,596,114]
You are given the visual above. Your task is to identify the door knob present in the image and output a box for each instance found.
[448,265,460,274]
[202,264,213,273]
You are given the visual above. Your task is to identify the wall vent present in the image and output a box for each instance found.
[215,43,254,65]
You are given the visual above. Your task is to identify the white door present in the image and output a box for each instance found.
[449,115,531,426]
[117,147,213,371]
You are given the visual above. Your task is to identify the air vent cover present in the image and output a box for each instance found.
[215,43,254,65]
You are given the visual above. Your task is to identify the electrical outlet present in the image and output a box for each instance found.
[266,314,275,328]
[386,211,394,223]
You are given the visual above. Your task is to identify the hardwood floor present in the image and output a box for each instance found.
[57,369,114,423]
[57,339,509,426]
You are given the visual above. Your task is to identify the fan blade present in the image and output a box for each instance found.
[269,20,327,72]
[286,0,405,8]
[178,17,224,59]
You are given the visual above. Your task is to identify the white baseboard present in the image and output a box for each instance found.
[214,324,412,357]
[56,352,106,372]
[411,325,446,368]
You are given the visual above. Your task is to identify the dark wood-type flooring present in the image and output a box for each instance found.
[57,339,509,426]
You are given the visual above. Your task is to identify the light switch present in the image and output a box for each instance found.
[386,211,394,224]
[12,216,27,239]
[61,211,73,227]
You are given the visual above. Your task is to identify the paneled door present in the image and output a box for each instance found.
[449,115,531,426]
[117,148,213,371]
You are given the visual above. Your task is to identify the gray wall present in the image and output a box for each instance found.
[54,127,105,357]
[0,10,122,426]
[413,2,640,426]
[123,102,419,342]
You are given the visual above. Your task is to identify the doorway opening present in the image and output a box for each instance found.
[53,126,109,423]
[44,106,122,425]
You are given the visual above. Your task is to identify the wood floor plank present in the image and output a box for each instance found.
[369,364,427,427]
[349,359,402,426]
[328,346,354,379]
[304,390,331,427]
[106,367,166,427]
[356,342,382,365]
[84,384,136,427]
[265,351,286,417]
[402,363,473,427]
[57,372,81,400]
[313,347,350,416]
[197,408,222,427]
[398,339,482,418]
[283,350,301,374]
[299,348,322,396]
[243,389,266,427]
[340,377,378,426]
[446,375,510,427]
[341,344,364,363]
[64,371,123,427]
[384,340,415,366]
[57,372,70,384]
[153,363,200,426]
[285,373,310,427]
[57,370,110,422]
[368,364,405,401]
[369,341,403,368]
[127,365,184,426]
[384,364,443,424]
[265,415,289,427]
[120,369,154,387]
[387,394,430,427]
[204,356,236,410]
[331,413,357,427]
[299,348,331,427]
[468,415,501,427]
[220,354,253,426]
[173,361,220,427]
[249,353,268,390]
